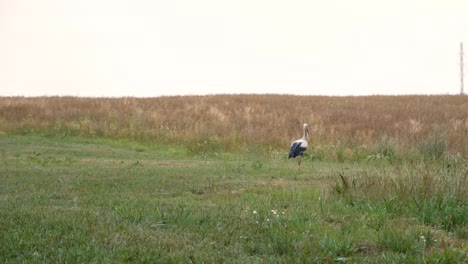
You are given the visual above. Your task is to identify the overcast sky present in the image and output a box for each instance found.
[1,0,467,97]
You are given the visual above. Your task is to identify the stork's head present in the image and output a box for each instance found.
[303,123,309,138]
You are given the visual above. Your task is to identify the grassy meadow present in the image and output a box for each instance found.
[0,95,467,263]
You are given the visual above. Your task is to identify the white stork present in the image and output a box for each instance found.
[288,123,309,169]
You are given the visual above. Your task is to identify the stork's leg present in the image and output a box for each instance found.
[297,157,302,169]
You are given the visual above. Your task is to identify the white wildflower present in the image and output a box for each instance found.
[335,257,347,262]
[420,235,426,243]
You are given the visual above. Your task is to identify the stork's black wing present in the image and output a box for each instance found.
[289,141,303,158]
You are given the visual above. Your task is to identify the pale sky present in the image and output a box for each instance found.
[1,0,467,97]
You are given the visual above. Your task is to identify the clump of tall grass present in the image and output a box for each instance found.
[418,126,448,161]
[374,135,398,160]
[331,161,467,233]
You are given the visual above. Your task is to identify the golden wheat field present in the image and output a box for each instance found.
[0,95,467,156]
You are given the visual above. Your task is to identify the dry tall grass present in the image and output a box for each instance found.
[1,95,467,155]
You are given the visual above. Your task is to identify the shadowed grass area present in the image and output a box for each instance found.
[0,135,467,263]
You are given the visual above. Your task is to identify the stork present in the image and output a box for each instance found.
[288,123,309,169]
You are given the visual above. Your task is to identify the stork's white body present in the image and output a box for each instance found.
[289,123,309,169]
[290,138,308,150]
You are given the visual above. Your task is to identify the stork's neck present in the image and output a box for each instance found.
[302,127,307,140]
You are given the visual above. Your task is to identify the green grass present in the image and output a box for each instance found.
[0,135,467,263]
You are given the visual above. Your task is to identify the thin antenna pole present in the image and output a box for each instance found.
[461,42,464,95]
